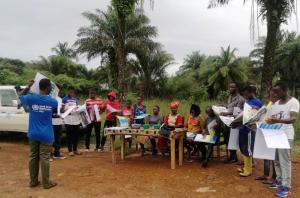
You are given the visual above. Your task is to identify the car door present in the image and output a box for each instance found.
[0,89,29,133]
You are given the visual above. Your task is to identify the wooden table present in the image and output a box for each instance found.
[104,128,187,169]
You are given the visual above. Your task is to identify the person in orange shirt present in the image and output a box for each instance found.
[185,104,205,161]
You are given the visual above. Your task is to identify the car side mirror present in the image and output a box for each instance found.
[12,100,18,107]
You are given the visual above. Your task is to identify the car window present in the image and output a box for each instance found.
[0,89,18,107]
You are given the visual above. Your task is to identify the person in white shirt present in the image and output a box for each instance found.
[267,82,300,197]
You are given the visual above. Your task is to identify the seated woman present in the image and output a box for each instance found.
[185,104,205,161]
[201,106,223,167]
[140,105,163,155]
[157,101,184,155]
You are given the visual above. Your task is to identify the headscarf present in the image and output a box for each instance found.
[170,101,180,109]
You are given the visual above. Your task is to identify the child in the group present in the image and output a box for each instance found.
[101,91,120,151]
[20,79,58,189]
[121,99,134,124]
[184,104,205,161]
[201,106,223,167]
[85,89,103,152]
[255,88,278,182]
[121,99,134,148]
[266,82,299,197]
[140,105,163,155]
[238,85,263,177]
[133,96,147,124]
[63,87,82,156]
[133,96,147,154]
[157,101,184,154]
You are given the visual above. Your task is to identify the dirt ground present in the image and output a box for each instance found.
[0,143,300,198]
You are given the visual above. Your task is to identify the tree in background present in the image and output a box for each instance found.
[200,46,248,97]
[276,35,300,96]
[130,48,174,98]
[51,42,77,59]
[75,6,157,91]
[209,0,297,99]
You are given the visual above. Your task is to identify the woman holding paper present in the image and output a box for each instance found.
[85,89,103,152]
[62,87,82,156]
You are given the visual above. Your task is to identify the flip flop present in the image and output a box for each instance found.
[44,181,57,189]
[255,176,268,180]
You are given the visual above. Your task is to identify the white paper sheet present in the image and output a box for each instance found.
[228,128,239,150]
[219,116,235,127]
[107,104,121,114]
[125,135,132,139]
[212,105,228,115]
[253,128,276,160]
[94,105,101,122]
[30,72,59,99]
[57,97,62,115]
[61,105,76,118]
[261,129,290,149]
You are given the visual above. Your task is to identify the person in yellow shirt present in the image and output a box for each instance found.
[185,104,205,161]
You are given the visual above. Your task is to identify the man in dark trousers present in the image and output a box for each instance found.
[220,82,245,163]
[20,79,58,189]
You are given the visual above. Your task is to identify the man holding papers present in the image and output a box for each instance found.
[220,82,245,163]
[266,82,299,198]
[85,89,103,152]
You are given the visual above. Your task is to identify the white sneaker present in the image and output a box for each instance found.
[85,149,90,152]
[49,158,53,162]
[95,149,101,152]
[53,155,66,160]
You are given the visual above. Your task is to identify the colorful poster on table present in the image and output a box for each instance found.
[194,120,218,144]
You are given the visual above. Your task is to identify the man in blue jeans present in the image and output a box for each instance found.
[20,78,58,189]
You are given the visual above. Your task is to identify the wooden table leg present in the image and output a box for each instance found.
[179,134,184,166]
[121,135,125,160]
[110,135,116,164]
[170,134,176,170]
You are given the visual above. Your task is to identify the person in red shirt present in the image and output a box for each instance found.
[85,89,103,152]
[121,99,134,124]
[157,101,184,155]
[100,91,120,151]
[163,101,184,127]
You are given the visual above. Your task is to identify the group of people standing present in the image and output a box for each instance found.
[19,78,299,198]
[217,82,299,198]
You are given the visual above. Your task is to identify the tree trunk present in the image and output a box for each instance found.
[116,12,126,102]
[260,3,281,101]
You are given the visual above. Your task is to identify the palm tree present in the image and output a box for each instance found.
[200,46,248,97]
[51,42,77,59]
[276,35,300,96]
[130,48,174,98]
[180,51,206,71]
[75,7,157,94]
[209,0,297,98]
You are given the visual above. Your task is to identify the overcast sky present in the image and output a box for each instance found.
[0,0,299,75]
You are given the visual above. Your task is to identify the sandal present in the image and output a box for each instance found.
[44,181,57,189]
[255,176,268,180]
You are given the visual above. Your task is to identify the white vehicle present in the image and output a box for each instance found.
[0,86,29,133]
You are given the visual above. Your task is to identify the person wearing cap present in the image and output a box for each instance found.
[100,91,120,151]
[157,101,184,154]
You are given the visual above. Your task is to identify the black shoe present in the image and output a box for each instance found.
[29,181,40,188]
[223,158,238,164]
[202,161,208,168]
